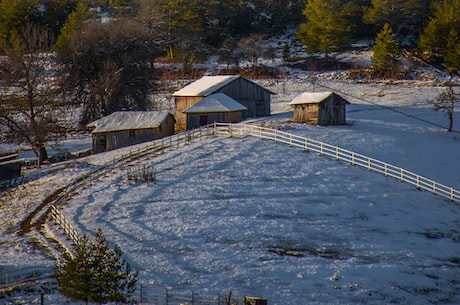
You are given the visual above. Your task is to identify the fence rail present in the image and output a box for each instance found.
[214,122,460,203]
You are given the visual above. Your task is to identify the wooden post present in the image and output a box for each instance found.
[335,147,339,160]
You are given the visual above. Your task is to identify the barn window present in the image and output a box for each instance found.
[129,130,136,138]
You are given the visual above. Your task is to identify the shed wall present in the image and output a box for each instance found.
[92,114,175,153]
[292,95,348,126]
[186,111,244,130]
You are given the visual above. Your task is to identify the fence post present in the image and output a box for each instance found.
[335,147,339,160]
[451,188,454,201]
[304,138,308,151]
[351,152,355,165]
[400,168,404,182]
[416,176,420,189]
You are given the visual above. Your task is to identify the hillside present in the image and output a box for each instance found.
[1,50,460,304]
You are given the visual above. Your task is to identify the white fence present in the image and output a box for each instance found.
[214,122,460,203]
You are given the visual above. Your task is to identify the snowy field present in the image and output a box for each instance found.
[1,65,460,304]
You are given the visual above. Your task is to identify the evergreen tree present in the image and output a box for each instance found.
[0,0,33,47]
[296,0,351,58]
[418,0,460,59]
[364,0,430,45]
[55,3,89,53]
[56,235,94,305]
[445,28,460,72]
[371,23,401,73]
[57,229,138,304]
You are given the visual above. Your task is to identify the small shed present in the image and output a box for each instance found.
[289,92,350,125]
[87,111,175,154]
[173,75,273,131]
[182,93,247,130]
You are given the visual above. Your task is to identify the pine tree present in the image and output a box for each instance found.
[55,3,89,53]
[56,235,94,305]
[296,0,351,58]
[0,0,33,46]
[371,23,401,73]
[364,0,430,44]
[57,229,138,304]
[444,28,460,73]
[418,0,460,58]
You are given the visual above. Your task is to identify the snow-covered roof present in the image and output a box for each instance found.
[182,93,247,113]
[289,92,334,105]
[173,75,241,97]
[87,111,172,133]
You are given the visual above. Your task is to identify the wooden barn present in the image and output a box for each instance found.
[173,75,273,131]
[289,92,350,125]
[87,111,175,154]
[182,93,247,130]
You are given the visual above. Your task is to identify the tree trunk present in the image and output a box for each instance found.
[34,146,48,167]
[447,110,453,132]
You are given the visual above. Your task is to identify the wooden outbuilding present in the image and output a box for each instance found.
[182,93,247,130]
[173,75,273,131]
[289,92,350,125]
[87,111,175,154]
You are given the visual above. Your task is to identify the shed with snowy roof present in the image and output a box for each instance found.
[289,92,350,125]
[182,93,247,130]
[87,111,175,153]
[173,75,273,131]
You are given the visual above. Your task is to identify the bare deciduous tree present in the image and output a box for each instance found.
[0,24,67,166]
[433,82,459,132]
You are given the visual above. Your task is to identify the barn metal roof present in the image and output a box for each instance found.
[289,92,334,105]
[87,111,172,133]
[173,75,240,97]
[182,93,247,113]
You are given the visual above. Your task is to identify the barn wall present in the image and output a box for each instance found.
[215,78,271,118]
[175,96,203,131]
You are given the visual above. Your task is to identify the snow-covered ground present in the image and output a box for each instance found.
[1,52,460,304]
